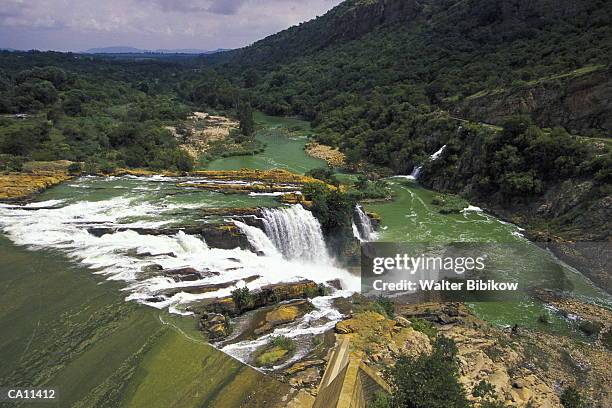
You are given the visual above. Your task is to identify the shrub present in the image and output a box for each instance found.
[270,335,296,352]
[306,167,339,185]
[409,318,438,338]
[387,336,470,408]
[369,392,392,408]
[303,283,329,298]
[560,387,588,408]
[231,287,254,312]
[373,296,395,318]
[67,162,82,175]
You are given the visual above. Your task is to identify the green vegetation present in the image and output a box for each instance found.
[560,386,588,408]
[201,0,611,240]
[254,336,297,367]
[302,182,356,237]
[431,194,469,214]
[209,0,611,166]
[371,296,395,319]
[385,336,470,408]
[303,283,330,298]
[408,318,438,339]
[368,392,393,408]
[425,116,609,202]
[471,380,505,408]
[305,167,339,185]
[231,287,254,312]
[237,101,255,139]
[349,175,392,200]
[0,55,195,171]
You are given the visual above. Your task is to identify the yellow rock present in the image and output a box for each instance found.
[0,172,71,201]
[305,142,346,167]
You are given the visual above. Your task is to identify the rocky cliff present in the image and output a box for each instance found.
[455,65,612,134]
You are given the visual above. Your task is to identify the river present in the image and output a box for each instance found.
[0,112,609,407]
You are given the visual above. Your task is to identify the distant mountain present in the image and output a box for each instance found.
[85,46,145,54]
[85,46,229,55]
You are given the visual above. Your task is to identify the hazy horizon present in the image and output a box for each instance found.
[0,0,342,53]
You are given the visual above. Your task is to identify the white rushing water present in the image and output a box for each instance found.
[353,205,377,242]
[399,144,447,181]
[0,179,362,365]
[261,204,331,263]
[0,189,359,309]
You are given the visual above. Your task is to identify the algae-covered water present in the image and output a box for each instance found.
[206,112,326,173]
[363,179,611,333]
[0,113,609,407]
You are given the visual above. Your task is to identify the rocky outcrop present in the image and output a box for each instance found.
[305,142,346,167]
[455,65,612,134]
[194,280,323,340]
[192,280,321,318]
[0,160,75,201]
[254,300,314,335]
[87,223,252,250]
[0,173,71,201]
[177,181,302,194]
[189,169,322,184]
[328,300,612,406]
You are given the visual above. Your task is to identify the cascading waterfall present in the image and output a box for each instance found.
[261,204,330,263]
[407,144,447,180]
[233,220,280,256]
[353,205,376,242]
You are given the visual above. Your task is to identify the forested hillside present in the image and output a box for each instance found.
[207,0,611,246]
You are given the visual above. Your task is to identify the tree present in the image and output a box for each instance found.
[238,101,255,138]
[387,336,470,408]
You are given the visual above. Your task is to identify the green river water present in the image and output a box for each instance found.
[0,113,609,407]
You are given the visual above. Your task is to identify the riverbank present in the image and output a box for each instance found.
[463,198,611,295]
[0,160,74,202]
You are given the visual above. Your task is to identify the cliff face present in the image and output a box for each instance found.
[455,66,612,134]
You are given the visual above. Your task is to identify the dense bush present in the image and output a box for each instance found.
[386,336,470,408]
[302,182,356,237]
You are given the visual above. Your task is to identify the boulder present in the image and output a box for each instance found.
[255,300,314,335]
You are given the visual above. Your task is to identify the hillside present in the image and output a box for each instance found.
[209,0,612,290]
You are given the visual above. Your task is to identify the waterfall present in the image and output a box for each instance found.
[261,205,330,262]
[351,221,362,241]
[410,166,422,180]
[353,205,376,242]
[407,144,447,181]
[233,220,280,256]
[176,230,209,253]
[430,144,446,160]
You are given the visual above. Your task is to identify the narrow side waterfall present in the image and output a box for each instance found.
[261,205,330,262]
[410,166,422,180]
[430,144,446,160]
[353,205,376,241]
[408,144,447,180]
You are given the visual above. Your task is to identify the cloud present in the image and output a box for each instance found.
[0,0,29,20]
[146,0,207,13]
[0,0,342,51]
[207,0,247,15]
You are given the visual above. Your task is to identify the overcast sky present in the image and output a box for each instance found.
[0,0,342,52]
